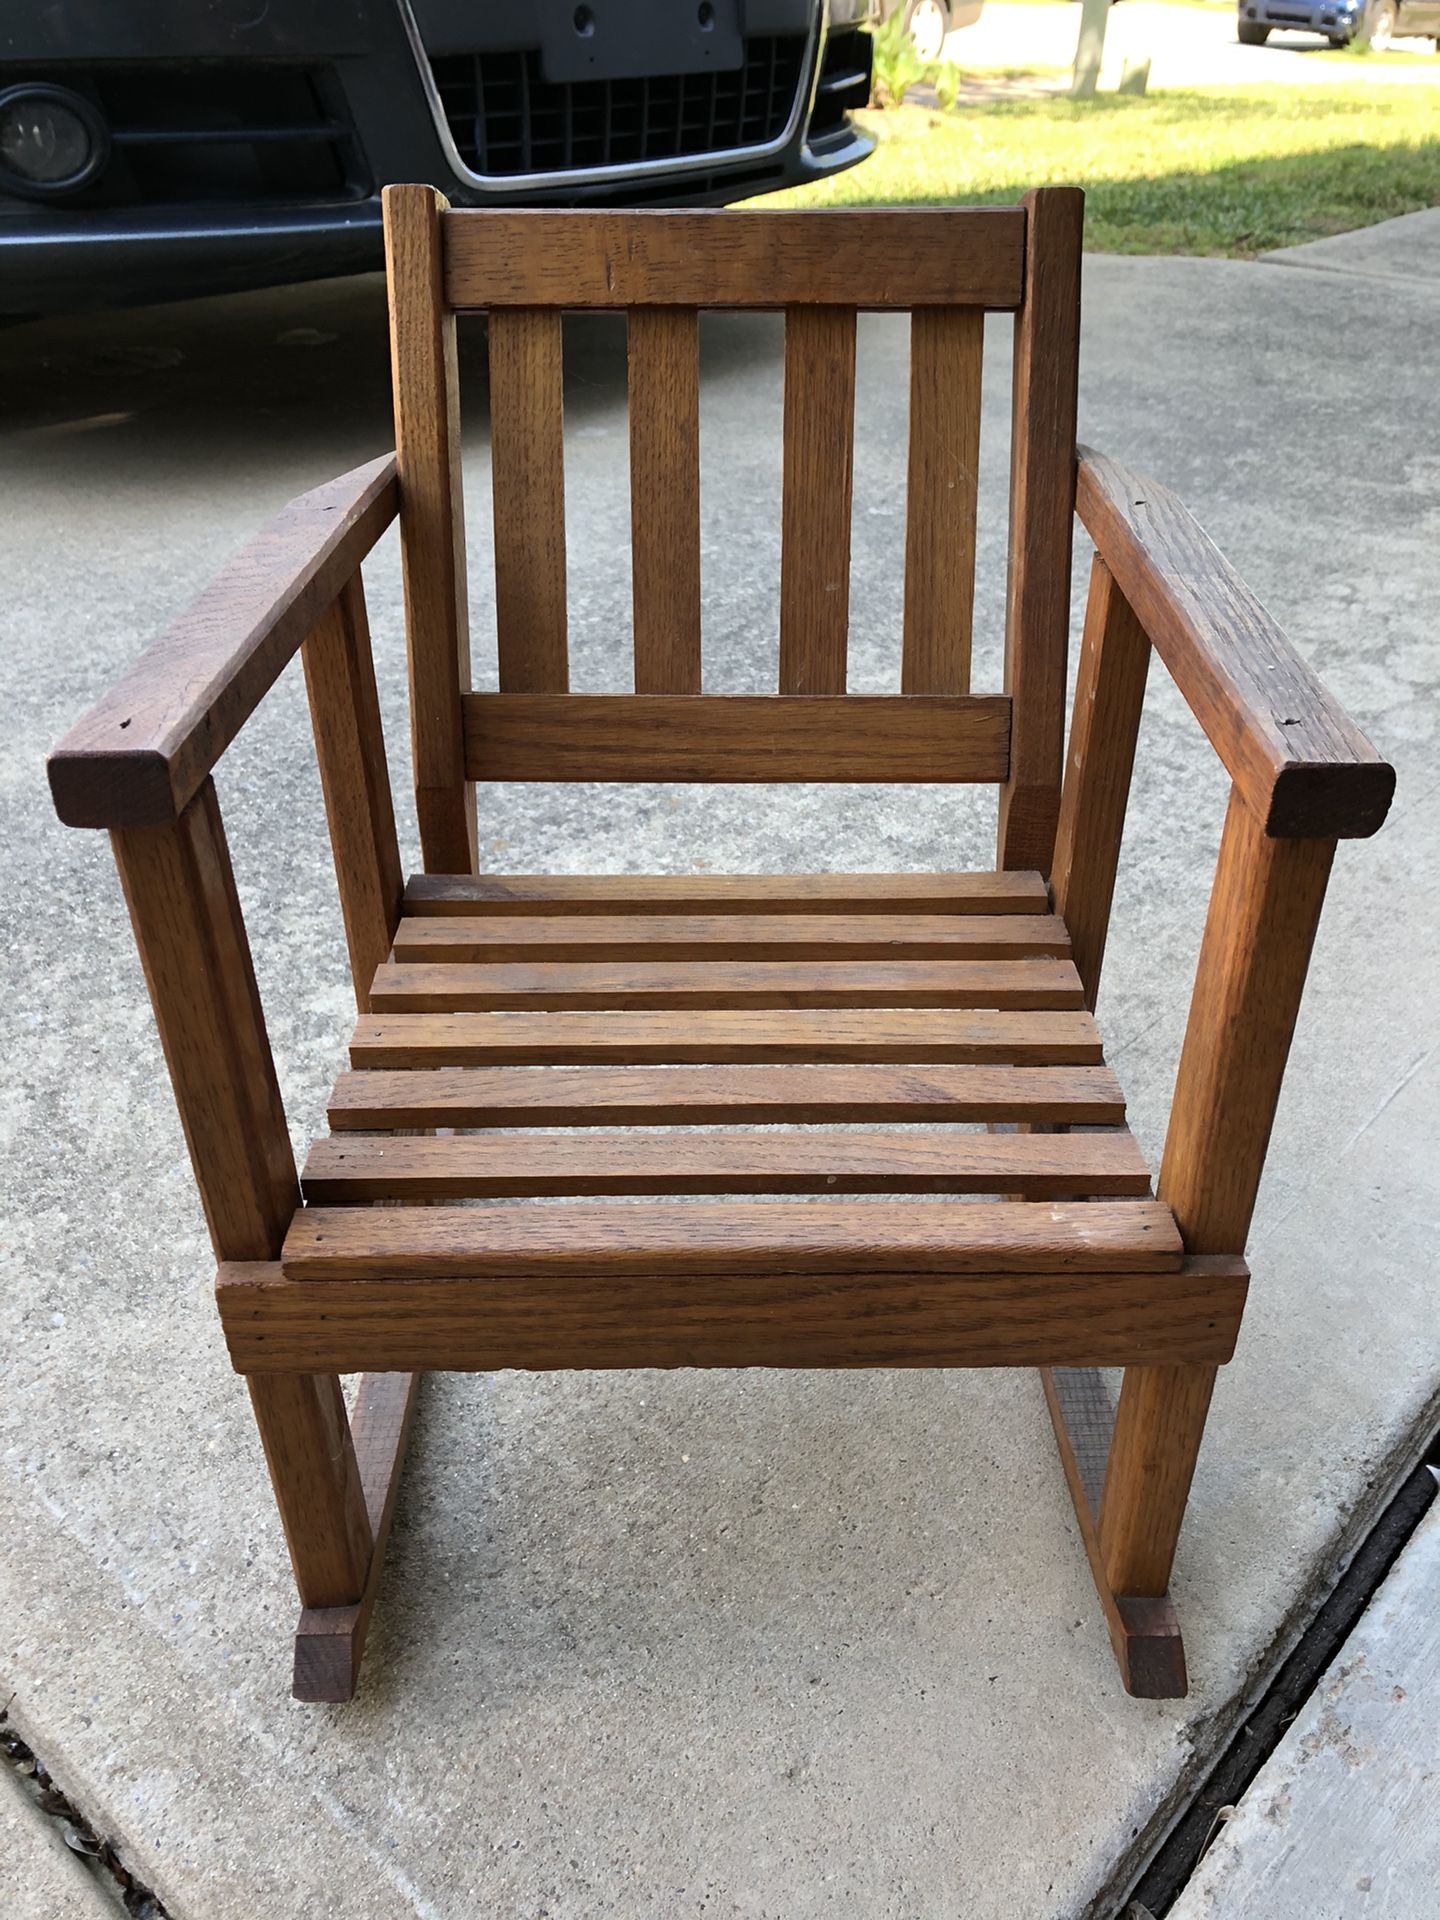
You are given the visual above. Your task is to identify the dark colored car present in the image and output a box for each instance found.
[1238,0,1440,44]
[0,1,875,316]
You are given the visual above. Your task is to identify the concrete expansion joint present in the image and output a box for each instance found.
[1111,1433,1440,1919]
[1,1708,174,1919]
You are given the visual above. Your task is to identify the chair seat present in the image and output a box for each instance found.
[267,871,1215,1377]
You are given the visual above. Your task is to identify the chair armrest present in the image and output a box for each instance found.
[1076,446,1394,839]
[48,453,399,830]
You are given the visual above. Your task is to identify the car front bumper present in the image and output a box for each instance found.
[0,0,873,315]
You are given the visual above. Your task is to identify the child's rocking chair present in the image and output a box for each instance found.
[49,186,1394,1700]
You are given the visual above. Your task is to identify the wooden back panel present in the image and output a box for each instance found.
[383,188,1082,877]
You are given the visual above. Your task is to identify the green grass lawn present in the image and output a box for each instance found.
[755,92,1440,255]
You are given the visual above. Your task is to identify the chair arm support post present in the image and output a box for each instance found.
[1051,555,1151,1009]
[48,454,399,830]
[1076,447,1393,840]
[1098,788,1335,1595]
[302,575,405,1012]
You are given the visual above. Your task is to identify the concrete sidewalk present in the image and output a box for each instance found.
[0,1767,113,1920]
[1,222,1435,1917]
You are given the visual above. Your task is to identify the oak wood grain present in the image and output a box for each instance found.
[383,184,476,873]
[391,910,1068,964]
[442,208,1027,310]
[903,306,983,694]
[1041,1367,1188,1698]
[403,869,1049,916]
[112,780,371,1608]
[248,1372,374,1610]
[1160,791,1336,1256]
[348,1006,1100,1066]
[302,576,404,1012]
[1100,791,1335,1595]
[111,779,298,1258]
[780,306,856,694]
[461,692,1011,784]
[301,1128,1153,1201]
[997,185,1083,877]
[282,1199,1183,1280]
[219,1255,1246,1376]
[488,305,569,693]
[328,1062,1129,1129]
[1077,448,1394,839]
[1051,556,1151,1009]
[367,956,1086,1012]
[628,306,702,693]
[48,455,397,830]
[292,1370,420,1702]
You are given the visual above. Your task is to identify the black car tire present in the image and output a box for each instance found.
[1237,19,1270,40]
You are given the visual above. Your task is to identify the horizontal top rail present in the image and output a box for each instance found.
[441,208,1027,310]
[49,454,399,829]
[1077,447,1394,839]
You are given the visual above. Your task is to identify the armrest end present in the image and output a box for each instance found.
[49,744,177,831]
[1267,758,1395,842]
[48,453,399,830]
[1077,447,1394,840]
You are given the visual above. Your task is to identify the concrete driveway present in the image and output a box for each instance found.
[955,0,1440,84]
[1,217,1436,1918]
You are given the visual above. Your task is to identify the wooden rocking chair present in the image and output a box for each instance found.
[48,186,1394,1702]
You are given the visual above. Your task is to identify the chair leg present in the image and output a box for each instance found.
[1042,1366,1191,1698]
[1099,1362,1217,1597]
[248,1373,374,1608]
[291,1371,422,1703]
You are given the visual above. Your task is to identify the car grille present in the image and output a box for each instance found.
[0,65,363,210]
[430,34,808,180]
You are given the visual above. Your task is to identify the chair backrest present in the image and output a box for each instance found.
[381,185,1083,881]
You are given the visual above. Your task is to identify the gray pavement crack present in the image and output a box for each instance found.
[2,1706,175,1919]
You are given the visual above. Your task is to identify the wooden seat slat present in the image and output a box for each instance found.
[328,1063,1128,1129]
[349,1008,1100,1068]
[282,1199,1182,1280]
[391,912,1069,964]
[402,870,1051,916]
[368,957,1087,1013]
[302,1129,1152,1202]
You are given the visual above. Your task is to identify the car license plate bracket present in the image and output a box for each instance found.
[539,0,744,86]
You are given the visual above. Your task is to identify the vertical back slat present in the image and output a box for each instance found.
[903,307,983,695]
[779,306,857,694]
[628,307,702,693]
[997,185,1083,876]
[382,183,476,876]
[488,306,569,693]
